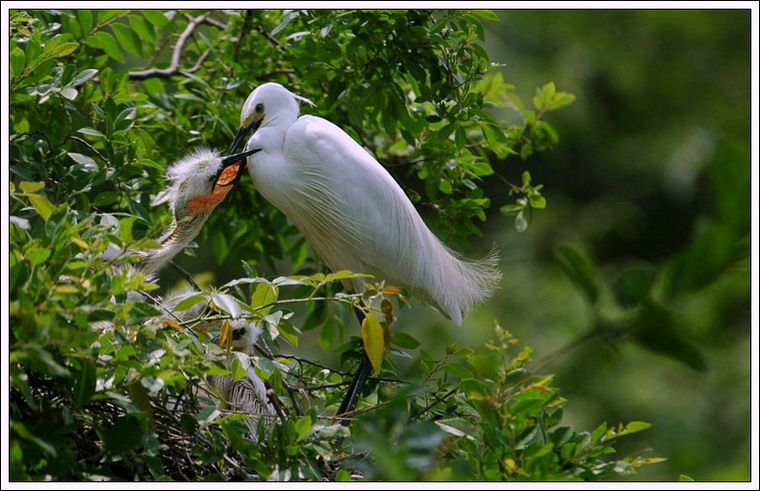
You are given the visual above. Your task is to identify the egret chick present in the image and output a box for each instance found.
[208,321,277,439]
[138,147,259,275]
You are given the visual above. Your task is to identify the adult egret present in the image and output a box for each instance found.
[223,82,501,415]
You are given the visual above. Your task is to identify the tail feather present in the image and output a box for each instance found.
[416,239,501,325]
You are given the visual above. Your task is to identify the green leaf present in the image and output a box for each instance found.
[529,194,546,209]
[129,14,155,44]
[143,10,172,29]
[617,421,652,436]
[78,10,94,33]
[391,332,421,349]
[118,216,137,242]
[98,10,126,24]
[522,170,532,187]
[28,194,55,221]
[251,283,279,314]
[614,269,654,307]
[212,231,228,264]
[631,301,706,371]
[74,359,97,407]
[60,87,78,100]
[44,42,79,59]
[515,210,528,233]
[25,246,51,266]
[295,415,312,441]
[212,292,242,319]
[172,292,207,312]
[361,315,385,374]
[555,245,600,305]
[112,23,142,57]
[103,414,144,455]
[84,32,124,63]
[68,152,98,170]
[69,68,98,87]
[93,191,119,206]
[472,10,500,22]
[77,127,105,138]
[10,47,25,79]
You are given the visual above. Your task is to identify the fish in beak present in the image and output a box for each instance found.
[212,147,261,195]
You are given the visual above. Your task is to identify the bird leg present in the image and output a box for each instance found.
[335,304,374,423]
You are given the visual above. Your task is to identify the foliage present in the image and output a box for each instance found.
[10,9,658,481]
[485,10,751,480]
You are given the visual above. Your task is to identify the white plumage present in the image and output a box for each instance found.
[238,83,501,324]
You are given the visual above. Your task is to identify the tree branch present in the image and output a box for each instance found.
[169,261,202,291]
[129,15,213,80]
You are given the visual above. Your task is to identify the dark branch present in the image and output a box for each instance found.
[129,15,214,80]
[169,261,202,292]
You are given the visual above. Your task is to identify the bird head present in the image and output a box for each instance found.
[222,83,314,189]
[168,148,260,221]
[211,320,263,355]
[136,147,258,275]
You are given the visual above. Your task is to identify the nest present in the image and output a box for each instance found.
[13,375,256,481]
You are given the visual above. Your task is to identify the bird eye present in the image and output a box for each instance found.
[255,103,264,113]
[232,328,245,340]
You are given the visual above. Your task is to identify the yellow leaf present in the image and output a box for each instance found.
[361,315,385,374]
[164,319,183,331]
[28,194,54,221]
[71,237,89,250]
[55,285,79,294]
[20,181,45,194]
[219,319,232,353]
[383,285,401,296]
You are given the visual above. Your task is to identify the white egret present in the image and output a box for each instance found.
[223,82,501,415]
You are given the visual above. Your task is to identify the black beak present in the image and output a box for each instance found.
[220,119,262,198]
[212,148,262,192]
[227,119,260,155]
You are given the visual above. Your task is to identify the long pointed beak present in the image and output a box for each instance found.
[219,119,263,198]
[227,119,260,155]
[220,148,261,169]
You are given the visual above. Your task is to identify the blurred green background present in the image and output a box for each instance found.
[474,10,750,480]
[160,10,750,481]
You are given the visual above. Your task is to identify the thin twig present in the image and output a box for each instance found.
[329,401,390,423]
[414,387,457,420]
[254,24,284,50]
[129,15,213,80]
[169,261,202,292]
[68,135,107,163]
[265,385,289,423]
[275,353,350,376]
[187,13,228,30]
